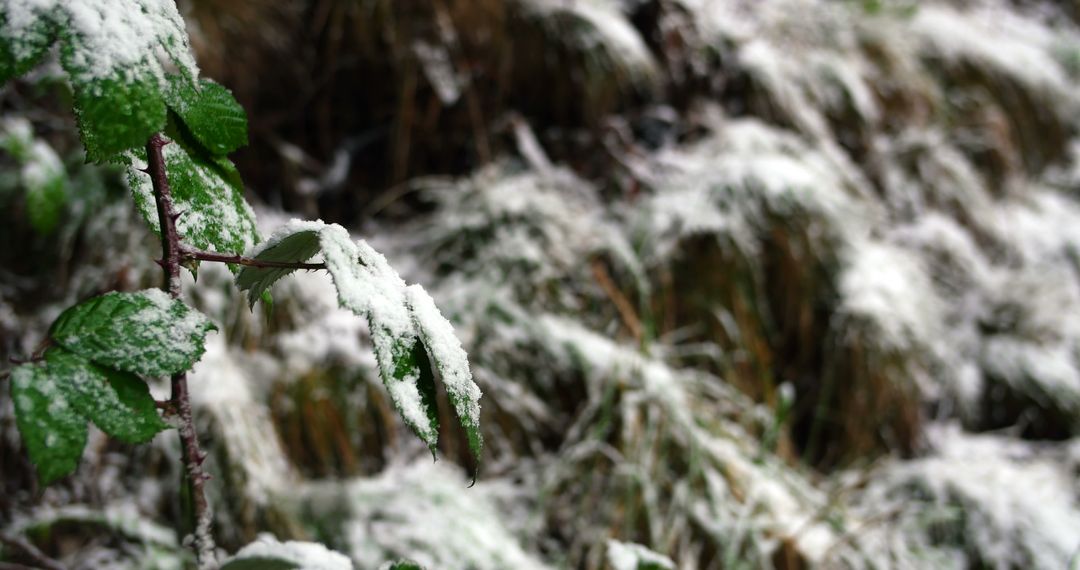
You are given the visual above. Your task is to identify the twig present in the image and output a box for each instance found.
[146,134,217,569]
[180,246,325,270]
[0,533,66,570]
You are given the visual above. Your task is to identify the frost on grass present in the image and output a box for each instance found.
[606,540,675,570]
[514,0,658,92]
[4,501,183,568]
[851,424,1080,569]
[303,461,550,570]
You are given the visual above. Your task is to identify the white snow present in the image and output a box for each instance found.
[406,285,482,429]
[229,535,352,570]
[607,540,675,570]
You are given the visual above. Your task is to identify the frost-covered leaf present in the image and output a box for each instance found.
[9,346,167,485]
[126,139,260,257]
[9,360,88,485]
[167,76,248,156]
[0,5,56,84]
[1,0,201,161]
[237,220,482,459]
[68,72,168,162]
[236,224,322,308]
[49,289,216,377]
[46,348,167,443]
[320,225,442,451]
[221,537,353,570]
[406,285,484,463]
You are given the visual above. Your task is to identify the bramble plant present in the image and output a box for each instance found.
[1,1,482,568]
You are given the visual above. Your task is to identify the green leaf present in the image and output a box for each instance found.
[0,8,57,85]
[46,348,167,443]
[0,117,69,234]
[385,562,425,570]
[166,76,248,156]
[235,228,322,308]
[220,558,299,570]
[68,71,168,163]
[25,171,67,235]
[10,360,88,485]
[320,227,443,451]
[373,335,439,457]
[406,285,484,465]
[238,221,483,463]
[49,289,216,377]
[126,138,260,258]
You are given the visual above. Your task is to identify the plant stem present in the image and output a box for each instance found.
[146,134,217,569]
[180,246,325,270]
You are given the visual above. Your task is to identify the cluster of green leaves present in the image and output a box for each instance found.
[4,14,482,570]
[1,1,258,257]
[10,290,214,483]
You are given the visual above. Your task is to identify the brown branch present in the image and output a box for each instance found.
[0,533,66,570]
[146,134,216,569]
[180,246,325,270]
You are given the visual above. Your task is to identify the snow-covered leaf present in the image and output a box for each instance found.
[221,537,353,570]
[0,5,56,84]
[9,359,88,485]
[126,138,260,258]
[49,289,216,377]
[167,76,248,156]
[321,224,441,452]
[407,285,484,463]
[0,0,201,161]
[9,347,168,485]
[46,348,168,443]
[69,72,168,162]
[235,220,482,460]
[235,225,322,308]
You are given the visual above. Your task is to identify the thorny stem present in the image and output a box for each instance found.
[180,246,325,270]
[146,134,217,569]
